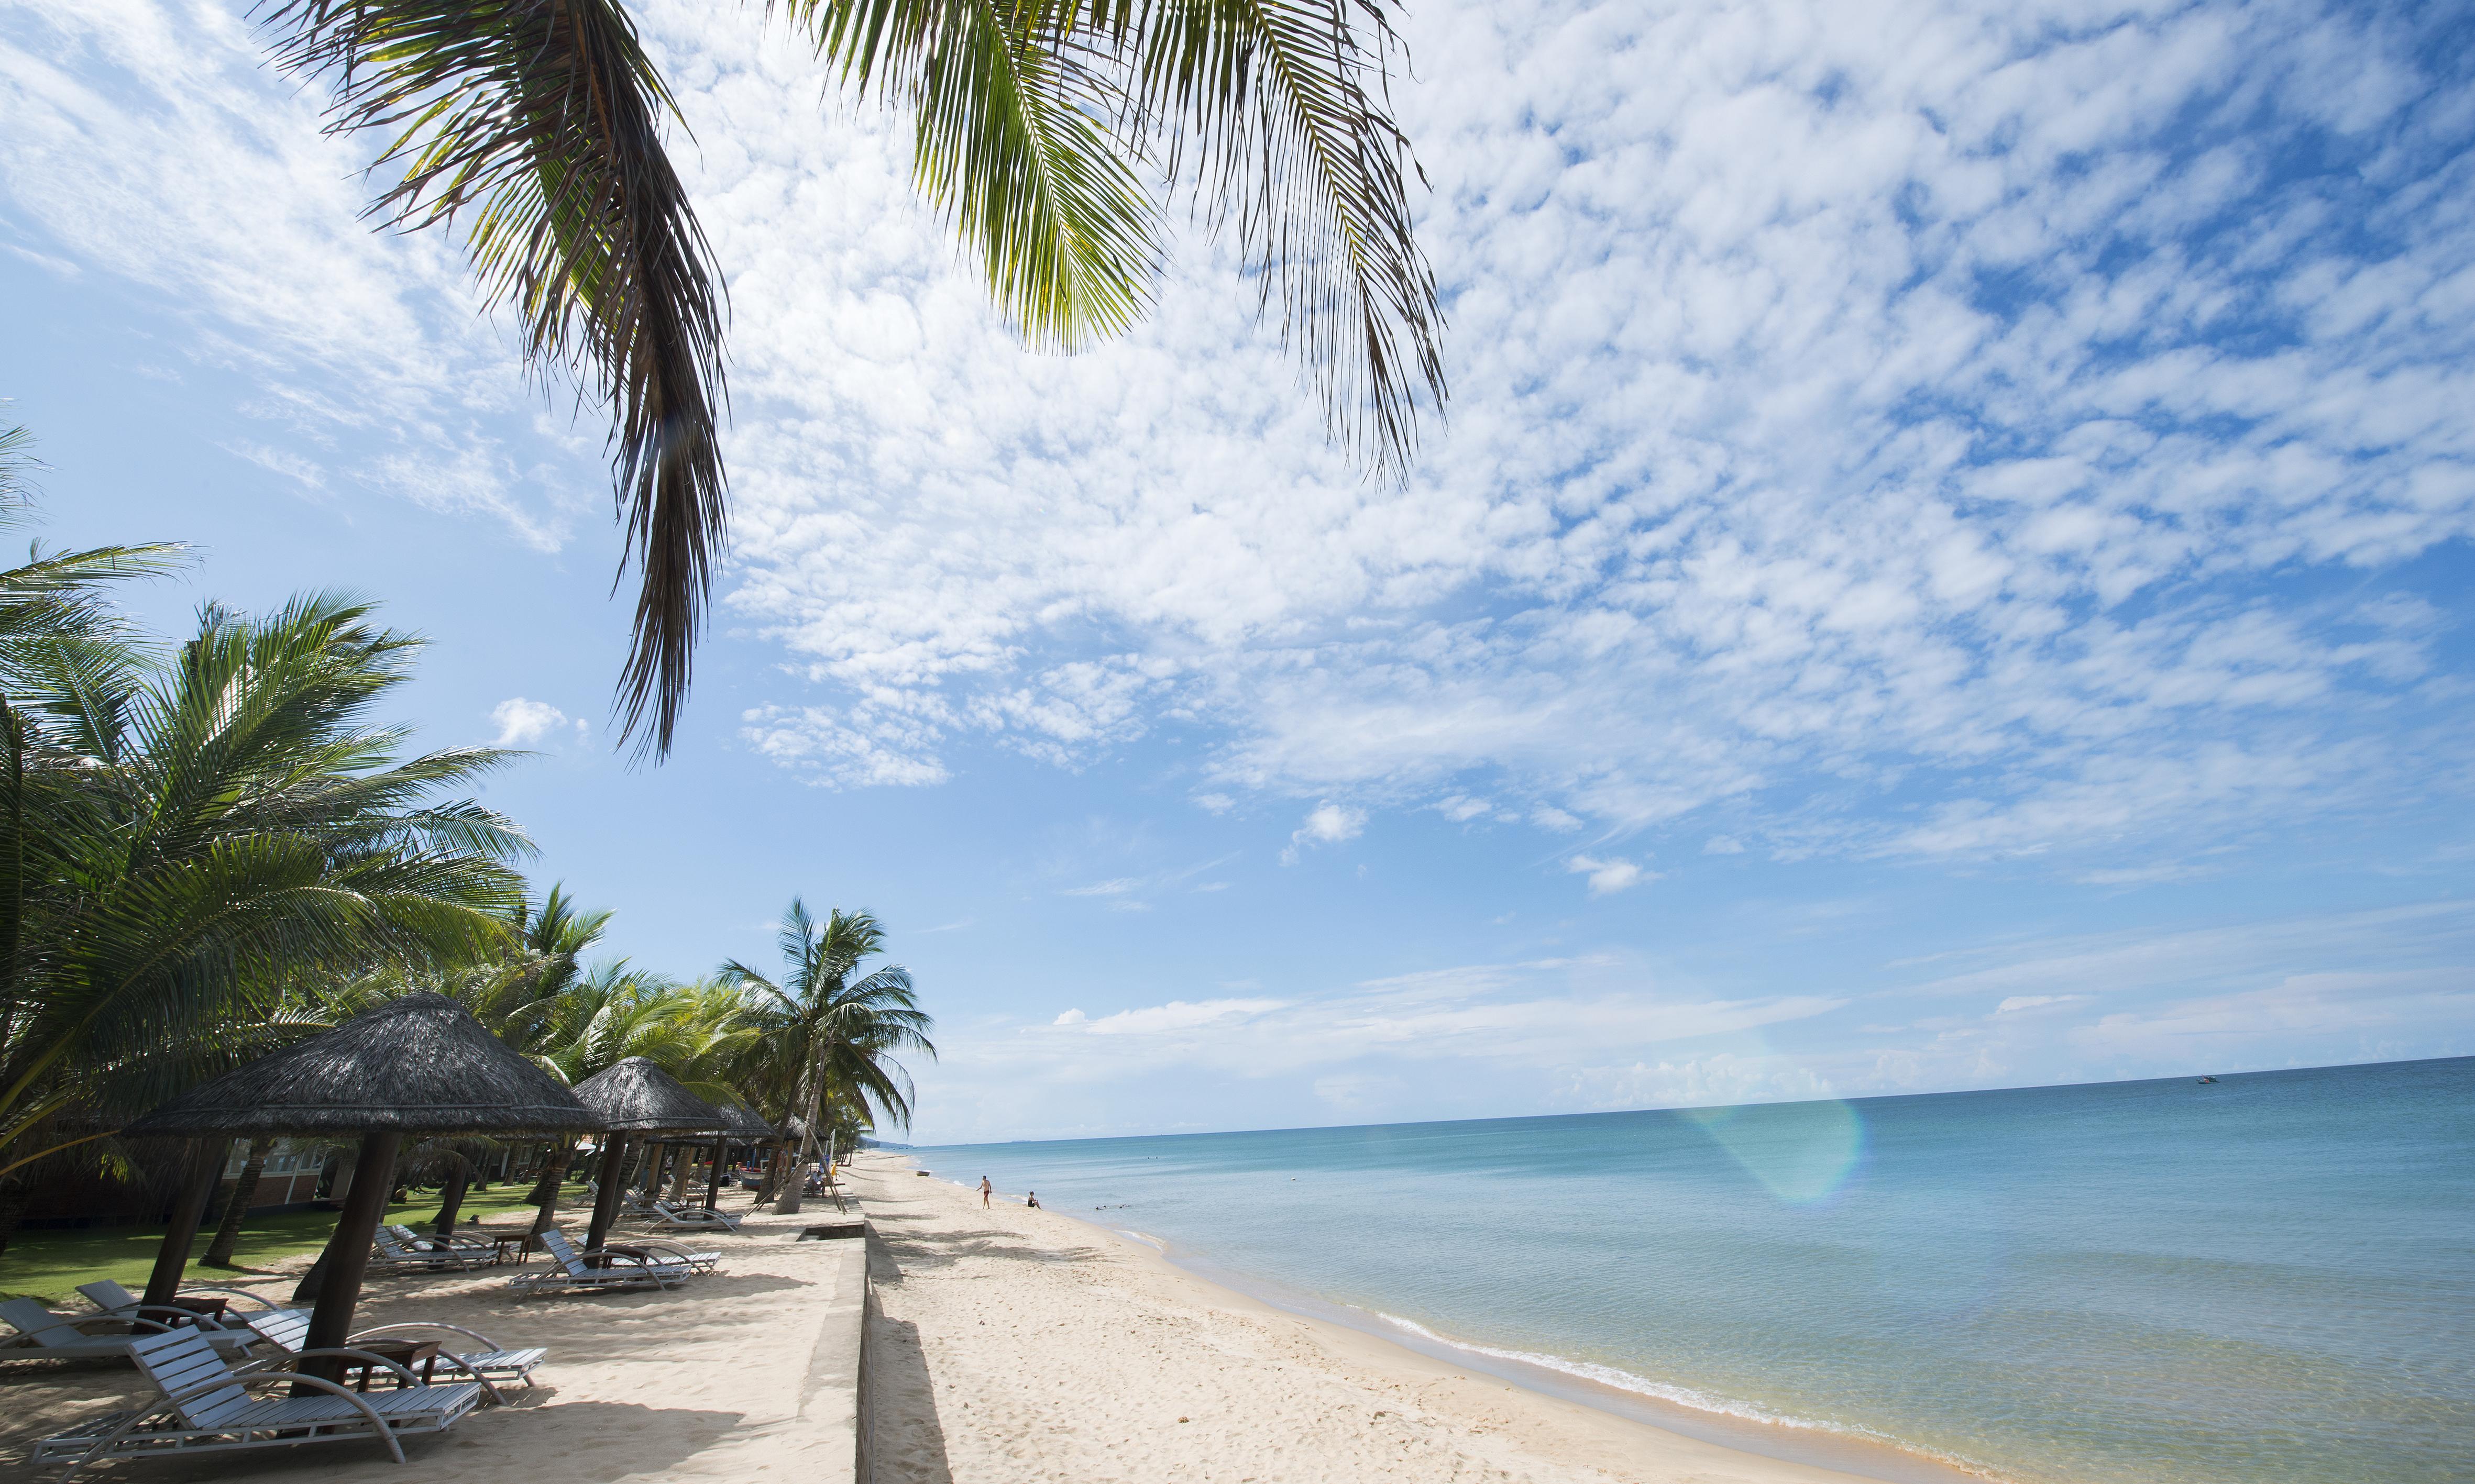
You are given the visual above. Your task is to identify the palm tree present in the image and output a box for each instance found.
[0,591,531,1180]
[496,960,757,1235]
[0,424,186,688]
[721,902,934,1212]
[259,0,1448,757]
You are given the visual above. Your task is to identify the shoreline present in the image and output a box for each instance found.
[860,1153,1998,1484]
[1150,1245,1998,1484]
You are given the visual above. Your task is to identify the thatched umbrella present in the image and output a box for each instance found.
[568,1058,724,1249]
[123,993,602,1367]
[704,1102,779,1211]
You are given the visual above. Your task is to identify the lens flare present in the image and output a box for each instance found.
[1686,1097,1867,1204]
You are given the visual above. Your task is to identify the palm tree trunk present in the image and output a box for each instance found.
[203,1136,275,1267]
[775,1044,831,1214]
[526,1141,576,1251]
[433,1162,469,1234]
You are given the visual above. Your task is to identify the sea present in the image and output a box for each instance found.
[918,1057,2473,1484]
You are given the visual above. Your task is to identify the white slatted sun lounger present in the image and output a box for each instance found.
[371,1226,501,1273]
[646,1199,744,1232]
[245,1307,544,1391]
[76,1279,274,1330]
[387,1223,505,1259]
[509,1228,692,1293]
[1,1298,255,1360]
[31,1324,485,1481]
[559,1223,720,1273]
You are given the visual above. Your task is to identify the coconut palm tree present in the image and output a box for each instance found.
[0,424,186,688]
[260,0,1447,757]
[721,901,934,1212]
[0,591,531,1180]
[494,961,758,1234]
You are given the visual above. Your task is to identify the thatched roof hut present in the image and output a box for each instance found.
[570,1056,725,1133]
[716,1101,780,1141]
[123,992,604,1138]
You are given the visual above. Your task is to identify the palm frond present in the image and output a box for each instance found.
[1108,0,1445,471]
[263,0,728,760]
[808,0,1160,350]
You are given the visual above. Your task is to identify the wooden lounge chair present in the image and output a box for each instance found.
[646,1198,744,1232]
[1,1298,255,1360]
[32,1324,485,1481]
[370,1226,501,1273]
[76,1279,276,1330]
[508,1228,697,1293]
[242,1308,542,1394]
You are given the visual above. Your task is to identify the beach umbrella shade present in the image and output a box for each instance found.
[121,992,603,1368]
[567,1057,725,1248]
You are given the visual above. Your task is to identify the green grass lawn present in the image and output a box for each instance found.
[0,1183,584,1306]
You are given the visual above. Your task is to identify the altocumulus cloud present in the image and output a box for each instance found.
[671,0,2475,872]
[10,0,2472,874]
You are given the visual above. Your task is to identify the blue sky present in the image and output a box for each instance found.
[5,0,2471,1144]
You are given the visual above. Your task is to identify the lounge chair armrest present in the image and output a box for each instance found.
[123,1303,231,1326]
[617,1240,699,1260]
[261,1347,424,1389]
[172,1284,279,1311]
[351,1321,499,1350]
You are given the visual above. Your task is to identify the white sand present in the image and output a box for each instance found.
[2,1163,1920,1483]
[0,1201,866,1483]
[851,1151,1892,1484]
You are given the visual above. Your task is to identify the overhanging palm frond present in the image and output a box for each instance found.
[263,0,727,760]
[808,0,1160,350]
[1107,0,1446,471]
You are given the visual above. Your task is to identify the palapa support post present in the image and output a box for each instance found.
[301,1131,400,1381]
[705,1136,727,1210]
[587,1134,630,1252]
[142,1139,227,1305]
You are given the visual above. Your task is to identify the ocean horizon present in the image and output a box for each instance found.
[917,1057,2474,1484]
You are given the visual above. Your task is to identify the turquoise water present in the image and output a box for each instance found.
[922,1058,2474,1483]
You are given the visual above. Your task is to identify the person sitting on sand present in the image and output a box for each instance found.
[1026,1191,1040,1209]
[980,1176,993,1208]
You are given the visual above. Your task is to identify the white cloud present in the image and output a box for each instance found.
[1568,854,1654,895]
[0,0,586,550]
[1193,793,1236,814]
[655,0,2473,864]
[1995,994,2089,1015]
[12,0,2472,880]
[490,697,586,748]
[1704,836,1746,855]
[1280,802,1368,865]
[1560,1054,1838,1112]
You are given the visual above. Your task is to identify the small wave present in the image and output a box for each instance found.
[1365,1311,2001,1479]
[1116,1229,1167,1251]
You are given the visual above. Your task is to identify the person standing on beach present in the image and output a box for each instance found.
[980,1176,992,1208]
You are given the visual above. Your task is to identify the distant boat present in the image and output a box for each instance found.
[2197,1076,2219,1084]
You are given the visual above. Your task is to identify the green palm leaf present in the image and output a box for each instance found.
[263,0,726,759]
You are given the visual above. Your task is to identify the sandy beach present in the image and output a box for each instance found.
[850,1151,1894,1484]
[5,1162,1910,1484]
